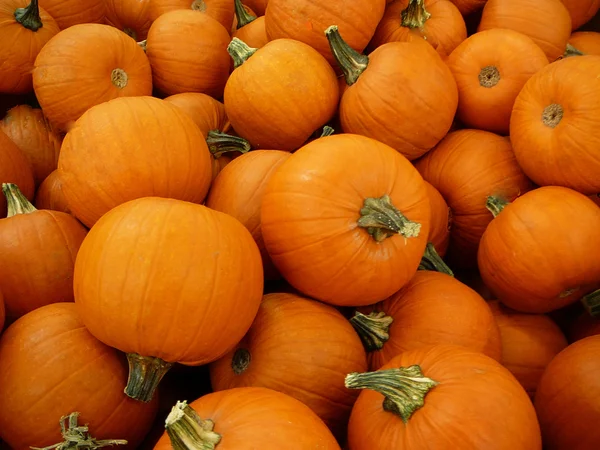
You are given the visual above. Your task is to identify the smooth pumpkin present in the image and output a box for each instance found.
[261,134,430,307]
[148,0,235,29]
[446,28,549,135]
[39,0,105,28]
[478,187,600,313]
[232,0,269,48]
[105,0,152,41]
[0,129,34,218]
[568,31,600,54]
[449,0,486,15]
[0,303,158,450]
[34,170,71,214]
[560,0,600,30]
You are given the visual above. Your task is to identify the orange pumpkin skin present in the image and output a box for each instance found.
[348,345,542,450]
[149,0,235,29]
[105,0,152,41]
[210,292,368,438]
[449,0,486,15]
[446,28,549,135]
[0,0,59,94]
[206,150,291,280]
[146,11,231,98]
[261,134,430,307]
[244,0,267,15]
[510,56,600,195]
[478,187,600,314]
[424,181,450,257]
[478,0,571,62]
[39,0,105,29]
[0,289,4,332]
[74,197,264,366]
[488,300,568,398]
[233,15,269,48]
[164,92,230,136]
[34,170,71,214]
[0,130,34,218]
[0,105,62,186]
[534,335,600,449]
[153,387,340,449]
[414,129,533,268]
[58,96,212,228]
[33,24,153,132]
[569,31,600,54]
[561,0,600,30]
[0,303,158,450]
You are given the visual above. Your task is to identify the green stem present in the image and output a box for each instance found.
[228,37,258,69]
[324,25,368,86]
[357,195,421,242]
[350,311,393,352]
[234,0,257,29]
[165,401,222,450]
[419,242,454,276]
[3,183,37,217]
[401,0,431,28]
[486,196,510,218]
[582,289,600,318]
[563,43,584,58]
[345,365,438,423]
[137,39,147,52]
[124,353,173,403]
[320,126,335,137]
[206,130,251,159]
[231,348,251,375]
[14,0,43,32]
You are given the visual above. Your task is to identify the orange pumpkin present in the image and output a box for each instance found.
[424,181,450,258]
[243,0,268,15]
[148,0,235,29]
[232,0,268,48]
[449,0,486,15]
[568,31,600,54]
[39,0,105,28]
[0,129,34,218]
[163,92,230,136]
[34,170,71,214]
[231,0,255,31]
[560,0,600,30]
[105,0,152,41]
[0,289,4,332]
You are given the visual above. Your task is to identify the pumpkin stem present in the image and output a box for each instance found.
[542,104,564,129]
[165,401,222,450]
[325,25,368,86]
[582,289,600,318]
[401,0,431,28]
[3,183,37,217]
[234,0,257,29]
[345,365,438,423]
[124,353,173,403]
[563,43,584,58]
[350,311,393,352]
[479,66,500,88]
[206,130,251,159]
[357,195,421,242]
[14,0,43,32]
[320,125,335,137]
[30,412,127,450]
[111,69,128,89]
[231,348,251,375]
[419,242,454,276]
[228,37,258,69]
[137,39,147,52]
[485,196,510,218]
[191,0,207,12]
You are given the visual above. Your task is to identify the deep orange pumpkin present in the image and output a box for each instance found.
[424,181,450,258]
[34,170,71,214]
[39,0,105,28]
[164,92,230,135]
[148,0,235,29]
[566,312,600,342]
[232,0,268,48]
[243,0,268,15]
[560,0,600,30]
[105,0,152,41]
[0,130,34,218]
[0,289,4,332]
[569,31,600,54]
[449,0,486,15]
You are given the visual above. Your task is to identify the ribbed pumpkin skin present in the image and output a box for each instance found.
[58,96,213,228]
[39,0,105,29]
[105,0,152,41]
[0,303,158,450]
[74,197,264,365]
[233,16,269,48]
[163,92,230,137]
[33,24,153,132]
[424,182,450,257]
[561,0,600,30]
[149,0,235,29]
[0,130,34,218]
[569,31,600,54]
[34,170,71,214]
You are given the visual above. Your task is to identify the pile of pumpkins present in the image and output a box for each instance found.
[1,0,600,448]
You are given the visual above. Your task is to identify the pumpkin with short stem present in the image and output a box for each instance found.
[232,0,268,48]
[74,196,264,403]
[39,0,104,28]
[414,129,533,269]
[478,187,600,314]
[346,345,542,449]
[57,96,212,228]
[449,0,485,15]
[510,55,600,194]
[205,130,251,180]
[446,28,549,135]
[224,38,339,151]
[231,0,254,31]
[0,129,34,218]
[560,0,600,30]
[148,0,235,29]
[261,134,430,307]
[328,27,458,161]
[0,303,158,450]
[33,24,152,132]
[105,0,152,41]
[535,335,600,449]
[0,0,59,95]
[568,31,600,55]
[34,170,71,214]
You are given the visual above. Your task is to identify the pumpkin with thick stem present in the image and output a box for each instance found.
[74,197,264,403]
[560,0,600,30]
[232,0,268,48]
[581,289,600,318]
[478,187,600,314]
[33,24,152,132]
[0,303,158,450]
[346,345,541,449]
[205,130,251,180]
[261,134,430,307]
[568,31,600,55]
[327,26,458,161]
[0,129,34,218]
[34,170,71,214]
[39,0,104,29]
[148,0,235,29]
[231,0,254,31]
[0,0,59,94]
[105,0,152,41]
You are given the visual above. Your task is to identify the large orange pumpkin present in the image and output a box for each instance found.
[105,0,152,41]
[568,31,600,54]
[560,0,600,30]
[148,0,235,29]
[34,170,71,214]
[0,303,158,450]
[39,0,105,29]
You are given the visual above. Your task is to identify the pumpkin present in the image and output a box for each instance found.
[510,56,600,195]
[224,38,339,151]
[231,0,254,31]
[0,303,158,450]
[560,0,600,30]
[243,0,268,15]
[146,10,231,98]
[39,0,104,28]
[105,0,152,41]
[0,289,4,332]
[232,0,269,48]
[488,300,568,398]
[74,196,264,402]
[0,129,34,218]
[205,130,251,180]
[206,150,291,279]
[424,181,450,258]
[566,311,600,342]
[535,335,600,449]
[369,0,467,58]
[328,27,458,161]
[346,345,542,449]
[154,388,340,449]
[261,134,430,307]
[57,96,212,228]
[0,0,59,95]
[0,105,62,186]
[478,186,600,314]
[478,0,571,62]
[34,170,70,214]
[414,129,533,268]
[568,31,600,54]
[446,28,549,135]
[148,0,235,29]
[164,92,230,136]
[33,24,153,132]
[449,0,486,15]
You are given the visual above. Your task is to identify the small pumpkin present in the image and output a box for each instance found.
[232,0,268,48]
[0,129,34,218]
[34,170,70,214]
[148,0,235,29]
[105,0,152,41]
[39,0,105,28]
[568,31,600,54]
[560,0,600,30]
[164,92,230,136]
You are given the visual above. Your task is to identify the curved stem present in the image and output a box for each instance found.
[419,242,454,276]
[345,365,438,423]
[206,130,251,158]
[3,183,37,217]
[124,353,173,402]
[320,125,335,137]
[350,311,393,352]
[166,401,222,450]
[228,37,258,69]
[563,43,584,58]
[137,39,147,52]
[401,0,431,28]
[234,0,257,29]
[14,0,43,32]
[582,289,600,318]
[486,196,510,218]
[357,195,421,242]
[324,25,368,86]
